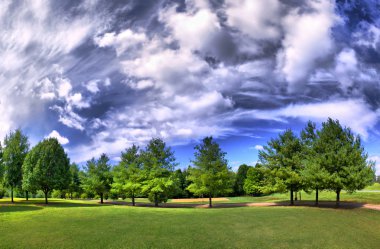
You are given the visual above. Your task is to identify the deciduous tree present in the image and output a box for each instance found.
[22,138,70,204]
[234,164,251,196]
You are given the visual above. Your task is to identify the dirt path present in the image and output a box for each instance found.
[106,200,380,211]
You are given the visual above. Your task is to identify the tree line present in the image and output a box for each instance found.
[0,118,376,207]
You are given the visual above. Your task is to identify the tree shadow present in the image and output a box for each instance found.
[272,200,365,210]
[1,199,105,208]
[0,205,43,213]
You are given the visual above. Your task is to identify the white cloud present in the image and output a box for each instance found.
[254,145,264,150]
[368,156,380,175]
[334,48,358,90]
[225,0,281,41]
[159,5,221,52]
[276,0,339,92]
[46,130,69,145]
[86,80,100,93]
[252,99,379,140]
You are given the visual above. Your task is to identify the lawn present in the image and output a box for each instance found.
[0,198,380,248]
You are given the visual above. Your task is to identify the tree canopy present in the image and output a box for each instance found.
[140,138,177,206]
[187,137,233,207]
[22,138,70,204]
[112,145,142,206]
[82,154,113,204]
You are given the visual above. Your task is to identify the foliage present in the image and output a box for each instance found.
[82,154,113,204]
[243,164,269,196]
[112,145,143,205]
[140,138,177,206]
[68,163,82,199]
[22,138,70,204]
[187,137,234,207]
[314,118,375,205]
[233,164,251,196]
[2,129,29,202]
[259,129,303,205]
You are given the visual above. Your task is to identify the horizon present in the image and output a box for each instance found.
[1,0,380,173]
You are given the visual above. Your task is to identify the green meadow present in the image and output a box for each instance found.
[1,196,380,249]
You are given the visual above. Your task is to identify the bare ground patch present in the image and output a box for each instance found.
[170,198,229,203]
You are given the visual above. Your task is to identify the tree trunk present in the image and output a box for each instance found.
[315,187,319,206]
[154,193,158,207]
[11,186,14,203]
[70,193,73,200]
[132,193,135,206]
[295,191,298,201]
[100,193,104,204]
[299,192,301,201]
[336,189,341,207]
[290,187,294,205]
[26,191,29,201]
[44,191,48,204]
[209,195,212,208]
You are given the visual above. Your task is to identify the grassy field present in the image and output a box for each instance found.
[0,198,380,248]
[168,189,380,204]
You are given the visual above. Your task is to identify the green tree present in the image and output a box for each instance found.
[259,129,303,205]
[187,137,234,207]
[68,163,81,199]
[315,118,375,206]
[300,121,329,205]
[243,164,267,196]
[0,141,3,181]
[140,138,177,207]
[112,145,142,206]
[234,164,251,196]
[2,129,29,202]
[22,138,70,204]
[82,154,113,204]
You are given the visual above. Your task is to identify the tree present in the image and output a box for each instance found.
[112,145,142,206]
[68,163,81,199]
[140,138,177,207]
[234,164,251,196]
[300,121,329,205]
[315,118,375,206]
[2,129,29,202]
[0,141,3,181]
[259,129,303,205]
[22,138,70,204]
[82,154,113,204]
[187,137,233,207]
[243,164,267,196]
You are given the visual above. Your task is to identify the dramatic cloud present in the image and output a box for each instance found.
[46,130,69,145]
[0,0,379,168]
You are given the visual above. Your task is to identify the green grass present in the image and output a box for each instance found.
[364,183,380,191]
[168,190,380,204]
[0,198,380,248]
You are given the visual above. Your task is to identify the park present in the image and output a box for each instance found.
[1,118,380,248]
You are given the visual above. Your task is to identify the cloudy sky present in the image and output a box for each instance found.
[1,0,380,173]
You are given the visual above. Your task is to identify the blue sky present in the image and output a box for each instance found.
[0,0,380,173]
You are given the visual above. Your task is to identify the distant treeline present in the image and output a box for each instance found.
[0,118,376,207]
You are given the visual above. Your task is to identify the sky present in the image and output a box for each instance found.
[0,0,380,173]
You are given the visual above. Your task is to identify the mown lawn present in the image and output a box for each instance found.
[0,198,380,248]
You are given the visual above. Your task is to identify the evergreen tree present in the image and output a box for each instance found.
[68,163,81,199]
[140,138,177,207]
[112,145,142,206]
[315,118,375,206]
[82,154,113,204]
[259,129,303,205]
[187,137,234,207]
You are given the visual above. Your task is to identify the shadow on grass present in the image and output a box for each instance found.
[0,199,106,208]
[106,200,368,210]
[0,205,43,213]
